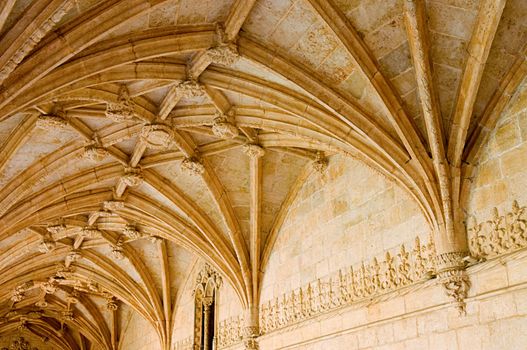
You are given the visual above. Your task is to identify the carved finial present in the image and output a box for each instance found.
[181,157,205,176]
[106,84,135,122]
[121,167,143,187]
[243,144,265,158]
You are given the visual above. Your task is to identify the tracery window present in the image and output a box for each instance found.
[193,264,222,350]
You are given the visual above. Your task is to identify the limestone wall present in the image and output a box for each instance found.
[257,249,527,350]
[259,154,430,306]
[466,78,527,222]
[119,305,161,350]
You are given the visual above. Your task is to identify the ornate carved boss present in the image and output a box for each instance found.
[121,167,143,187]
[175,80,206,99]
[212,111,239,139]
[181,157,205,176]
[105,85,135,122]
[140,123,174,150]
[312,151,328,173]
[243,144,265,158]
[36,113,67,131]
[83,135,108,162]
[206,24,239,66]
[193,264,223,350]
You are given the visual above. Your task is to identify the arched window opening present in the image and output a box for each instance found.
[193,264,222,350]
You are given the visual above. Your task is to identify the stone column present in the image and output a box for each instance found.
[202,297,214,350]
[242,306,259,350]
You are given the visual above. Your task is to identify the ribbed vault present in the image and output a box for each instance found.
[0,0,526,348]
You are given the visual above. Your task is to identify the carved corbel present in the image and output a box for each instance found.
[435,251,470,315]
[206,43,239,66]
[148,235,163,244]
[47,223,66,235]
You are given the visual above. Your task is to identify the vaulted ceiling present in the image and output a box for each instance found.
[0,0,525,349]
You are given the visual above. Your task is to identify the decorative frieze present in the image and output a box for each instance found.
[0,336,38,350]
[105,85,135,122]
[258,237,436,334]
[468,200,527,260]
[217,315,244,348]
[173,337,193,350]
[181,157,205,176]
